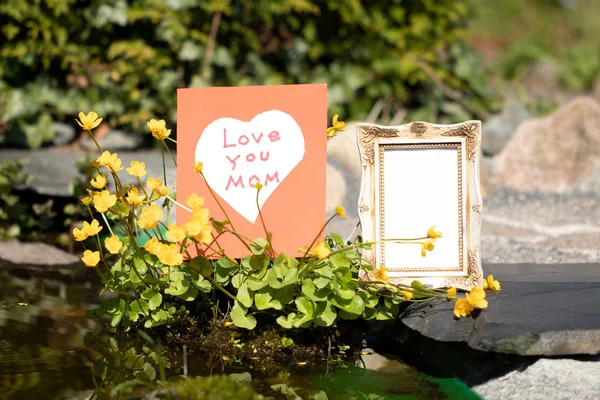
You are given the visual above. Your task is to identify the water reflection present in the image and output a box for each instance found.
[0,272,481,400]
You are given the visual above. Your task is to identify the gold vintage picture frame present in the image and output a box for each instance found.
[356,121,483,290]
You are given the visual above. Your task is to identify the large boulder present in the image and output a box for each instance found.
[493,97,600,192]
[482,97,531,156]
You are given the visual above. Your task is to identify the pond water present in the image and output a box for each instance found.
[0,271,482,400]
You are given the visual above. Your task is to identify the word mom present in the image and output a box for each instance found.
[223,128,281,190]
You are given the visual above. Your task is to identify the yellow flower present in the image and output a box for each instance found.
[327,115,346,138]
[147,119,166,135]
[104,236,123,254]
[81,196,92,206]
[95,151,123,172]
[447,287,457,299]
[166,224,186,242]
[313,241,330,259]
[147,119,171,140]
[420,239,436,257]
[155,186,169,197]
[194,161,203,174]
[254,182,263,190]
[192,207,210,224]
[185,217,206,237]
[76,111,102,131]
[126,161,146,177]
[335,205,348,219]
[90,174,107,189]
[81,250,100,267]
[82,219,103,236]
[186,193,205,209]
[144,237,162,255]
[332,114,346,131]
[92,190,117,213]
[157,243,183,267]
[466,287,488,309]
[453,298,474,318]
[72,227,88,242]
[401,290,413,300]
[427,225,443,239]
[374,267,388,282]
[146,177,162,191]
[192,225,212,244]
[483,274,501,291]
[138,204,163,229]
[125,187,145,206]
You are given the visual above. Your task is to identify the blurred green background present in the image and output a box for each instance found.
[1,0,599,148]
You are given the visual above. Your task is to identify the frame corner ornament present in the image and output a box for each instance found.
[440,120,481,161]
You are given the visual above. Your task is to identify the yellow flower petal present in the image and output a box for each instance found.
[194,161,203,174]
[335,205,348,219]
[104,235,123,255]
[466,286,488,309]
[427,225,443,239]
[166,224,186,242]
[186,194,205,209]
[401,290,413,300]
[90,174,107,189]
[126,160,146,177]
[374,267,388,282]
[313,241,330,259]
[453,298,474,318]
[76,111,102,131]
[447,287,457,299]
[81,250,100,267]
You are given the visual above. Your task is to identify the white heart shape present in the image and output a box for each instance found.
[195,110,305,223]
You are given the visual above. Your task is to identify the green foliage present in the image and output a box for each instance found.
[160,375,264,400]
[0,159,60,240]
[0,0,484,148]
[557,44,600,90]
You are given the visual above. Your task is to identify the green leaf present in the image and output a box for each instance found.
[255,289,282,310]
[249,238,269,255]
[266,267,299,289]
[360,289,380,308]
[111,201,130,217]
[237,283,254,308]
[129,299,149,322]
[313,301,337,327]
[144,309,168,328]
[302,279,330,302]
[189,255,213,277]
[230,302,257,330]
[228,372,252,384]
[142,289,162,310]
[281,336,294,348]
[247,276,267,291]
[276,312,296,329]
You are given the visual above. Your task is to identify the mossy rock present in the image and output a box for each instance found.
[155,375,264,400]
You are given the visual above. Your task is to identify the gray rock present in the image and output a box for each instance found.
[474,358,600,400]
[81,129,143,151]
[493,97,600,192]
[400,263,600,356]
[51,122,76,146]
[0,240,80,271]
[325,163,347,214]
[482,97,531,156]
[0,148,176,197]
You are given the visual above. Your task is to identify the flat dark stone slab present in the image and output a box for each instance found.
[399,263,600,356]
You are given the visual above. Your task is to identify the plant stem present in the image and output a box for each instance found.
[200,172,236,231]
[304,214,337,257]
[255,188,275,256]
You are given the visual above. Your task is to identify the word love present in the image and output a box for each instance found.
[196,110,305,223]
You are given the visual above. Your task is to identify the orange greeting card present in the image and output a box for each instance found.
[176,84,327,258]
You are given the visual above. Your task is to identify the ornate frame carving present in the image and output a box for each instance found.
[356,121,483,290]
